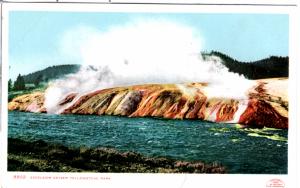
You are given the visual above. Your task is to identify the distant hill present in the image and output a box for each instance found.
[22,52,288,84]
[204,51,288,79]
[23,64,80,84]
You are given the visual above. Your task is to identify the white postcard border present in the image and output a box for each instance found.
[1,3,298,188]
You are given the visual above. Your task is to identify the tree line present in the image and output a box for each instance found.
[23,64,80,83]
[9,64,80,91]
[9,53,288,91]
[8,74,26,91]
[205,51,288,79]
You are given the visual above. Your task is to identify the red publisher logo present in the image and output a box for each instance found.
[266,179,285,188]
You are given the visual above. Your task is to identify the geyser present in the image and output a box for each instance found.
[45,19,253,114]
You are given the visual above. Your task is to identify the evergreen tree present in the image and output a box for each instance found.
[13,74,26,91]
[34,74,43,87]
[8,79,12,91]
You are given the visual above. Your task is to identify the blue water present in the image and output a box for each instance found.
[8,111,287,174]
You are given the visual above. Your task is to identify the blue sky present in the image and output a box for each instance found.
[9,11,288,80]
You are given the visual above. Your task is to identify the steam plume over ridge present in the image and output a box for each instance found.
[45,19,253,113]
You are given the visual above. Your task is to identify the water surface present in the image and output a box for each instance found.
[8,111,288,174]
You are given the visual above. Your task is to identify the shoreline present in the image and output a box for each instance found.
[8,138,225,173]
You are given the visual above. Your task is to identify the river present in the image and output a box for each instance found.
[8,111,287,174]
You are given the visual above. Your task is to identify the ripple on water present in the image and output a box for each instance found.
[8,111,288,174]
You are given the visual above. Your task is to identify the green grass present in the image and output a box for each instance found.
[8,86,46,101]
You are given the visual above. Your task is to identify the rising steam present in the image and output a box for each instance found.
[45,19,253,113]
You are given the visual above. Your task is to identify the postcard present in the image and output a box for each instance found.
[0,2,298,188]
[113,0,298,5]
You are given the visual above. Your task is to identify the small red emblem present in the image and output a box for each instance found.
[266,179,285,188]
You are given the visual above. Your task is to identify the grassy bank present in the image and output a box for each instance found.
[8,138,225,173]
[8,86,46,102]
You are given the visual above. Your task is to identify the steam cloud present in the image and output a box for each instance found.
[45,19,253,113]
